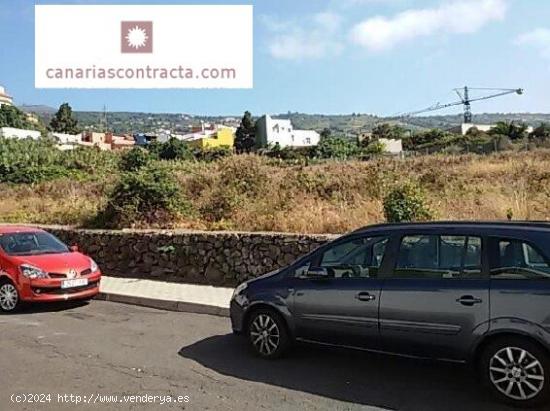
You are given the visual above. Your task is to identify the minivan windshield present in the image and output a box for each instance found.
[0,232,69,256]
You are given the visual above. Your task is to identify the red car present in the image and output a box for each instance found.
[0,226,101,312]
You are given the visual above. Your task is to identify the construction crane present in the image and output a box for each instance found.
[402,86,524,123]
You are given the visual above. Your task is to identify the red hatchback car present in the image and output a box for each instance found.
[0,226,101,312]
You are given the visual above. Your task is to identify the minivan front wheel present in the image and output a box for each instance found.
[480,337,549,407]
[247,309,289,359]
[0,279,20,313]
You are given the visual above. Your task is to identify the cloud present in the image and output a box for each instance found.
[515,28,550,59]
[265,12,343,60]
[350,0,508,51]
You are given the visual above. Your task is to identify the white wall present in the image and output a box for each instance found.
[51,132,81,144]
[0,127,41,140]
[261,115,320,148]
[379,138,403,154]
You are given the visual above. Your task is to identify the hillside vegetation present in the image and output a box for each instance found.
[0,138,548,234]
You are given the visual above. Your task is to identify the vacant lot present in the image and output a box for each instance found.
[1,150,549,233]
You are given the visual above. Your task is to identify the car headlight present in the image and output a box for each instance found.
[90,258,98,273]
[20,264,48,279]
[232,282,248,299]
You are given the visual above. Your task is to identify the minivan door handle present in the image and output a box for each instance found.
[456,295,483,306]
[355,292,376,302]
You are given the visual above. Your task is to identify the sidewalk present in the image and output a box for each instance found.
[98,276,233,317]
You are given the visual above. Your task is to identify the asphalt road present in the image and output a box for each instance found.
[0,301,522,411]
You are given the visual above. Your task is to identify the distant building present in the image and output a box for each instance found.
[0,127,41,140]
[255,115,320,148]
[0,86,13,107]
[379,138,403,154]
[105,133,135,150]
[81,131,111,150]
[185,126,235,149]
[134,133,158,146]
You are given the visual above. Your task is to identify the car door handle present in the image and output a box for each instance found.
[456,295,483,306]
[355,292,376,302]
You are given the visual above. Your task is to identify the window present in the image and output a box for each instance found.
[491,239,550,280]
[0,232,69,256]
[310,236,388,279]
[395,235,482,279]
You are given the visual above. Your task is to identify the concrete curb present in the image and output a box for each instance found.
[96,292,230,317]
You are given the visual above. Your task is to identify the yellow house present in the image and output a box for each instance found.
[186,127,235,149]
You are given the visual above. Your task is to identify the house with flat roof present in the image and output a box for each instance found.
[255,115,320,148]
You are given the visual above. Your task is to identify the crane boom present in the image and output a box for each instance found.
[402,86,523,123]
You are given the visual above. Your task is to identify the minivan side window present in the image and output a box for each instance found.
[301,236,388,279]
[395,235,482,279]
[491,239,550,280]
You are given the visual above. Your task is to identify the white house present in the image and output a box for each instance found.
[0,127,41,140]
[255,115,320,148]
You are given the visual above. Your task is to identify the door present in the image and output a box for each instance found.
[289,235,389,348]
[379,233,490,360]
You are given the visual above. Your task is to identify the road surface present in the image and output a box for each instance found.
[0,301,517,411]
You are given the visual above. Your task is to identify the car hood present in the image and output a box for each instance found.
[247,268,282,285]
[12,252,92,274]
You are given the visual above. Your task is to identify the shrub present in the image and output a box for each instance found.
[155,138,194,161]
[119,146,151,171]
[314,136,359,160]
[193,146,233,162]
[0,138,67,183]
[96,165,192,228]
[383,182,433,223]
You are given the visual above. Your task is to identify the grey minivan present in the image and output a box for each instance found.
[230,222,550,407]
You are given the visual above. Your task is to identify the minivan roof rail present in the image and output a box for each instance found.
[353,220,550,233]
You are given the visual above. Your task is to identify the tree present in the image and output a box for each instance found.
[235,111,256,153]
[49,103,80,134]
[371,123,406,141]
[0,105,37,130]
[530,123,550,141]
[488,121,528,141]
[320,128,332,140]
[315,135,359,160]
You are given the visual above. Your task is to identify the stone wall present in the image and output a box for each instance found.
[45,226,337,287]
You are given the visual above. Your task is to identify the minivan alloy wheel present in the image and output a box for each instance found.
[250,314,280,356]
[489,346,545,401]
[0,282,19,311]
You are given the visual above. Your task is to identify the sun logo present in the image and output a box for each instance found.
[126,26,148,50]
[121,21,153,53]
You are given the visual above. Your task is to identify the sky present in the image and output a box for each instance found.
[1,0,550,116]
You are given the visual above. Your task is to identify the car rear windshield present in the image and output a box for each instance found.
[0,231,69,256]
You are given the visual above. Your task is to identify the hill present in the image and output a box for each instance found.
[19,106,550,136]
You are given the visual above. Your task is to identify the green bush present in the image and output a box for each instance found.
[383,182,433,223]
[314,136,359,160]
[193,146,233,162]
[0,138,119,184]
[119,146,151,171]
[95,165,192,228]
[150,138,194,161]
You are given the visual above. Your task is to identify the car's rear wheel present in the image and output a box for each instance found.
[480,336,549,408]
[0,279,20,313]
[247,309,290,359]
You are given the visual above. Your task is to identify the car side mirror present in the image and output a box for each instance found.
[306,267,330,278]
[69,244,79,252]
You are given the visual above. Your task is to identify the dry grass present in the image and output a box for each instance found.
[1,150,549,233]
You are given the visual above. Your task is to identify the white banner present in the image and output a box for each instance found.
[35,5,253,89]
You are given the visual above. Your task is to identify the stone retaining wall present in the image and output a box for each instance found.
[45,227,337,287]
